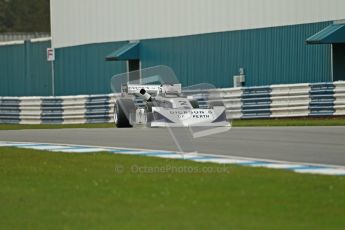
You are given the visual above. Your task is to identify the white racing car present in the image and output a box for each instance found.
[111,65,230,128]
[114,82,229,128]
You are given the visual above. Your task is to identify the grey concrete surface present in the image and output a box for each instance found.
[0,127,345,166]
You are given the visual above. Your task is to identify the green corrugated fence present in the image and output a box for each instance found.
[0,40,52,96]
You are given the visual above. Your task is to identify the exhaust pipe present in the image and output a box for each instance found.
[140,89,152,101]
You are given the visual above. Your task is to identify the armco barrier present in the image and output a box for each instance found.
[1,81,345,124]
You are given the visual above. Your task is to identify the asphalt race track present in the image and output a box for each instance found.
[0,127,345,166]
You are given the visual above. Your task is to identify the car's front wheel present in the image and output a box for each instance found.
[114,98,136,128]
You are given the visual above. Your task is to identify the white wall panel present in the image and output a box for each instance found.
[50,0,345,48]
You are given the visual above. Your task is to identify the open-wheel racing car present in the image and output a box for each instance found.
[111,66,230,128]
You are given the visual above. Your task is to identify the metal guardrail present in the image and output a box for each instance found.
[0,81,345,124]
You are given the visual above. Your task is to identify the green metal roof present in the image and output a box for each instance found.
[106,42,140,61]
[306,24,345,44]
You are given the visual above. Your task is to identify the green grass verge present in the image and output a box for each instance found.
[0,148,344,229]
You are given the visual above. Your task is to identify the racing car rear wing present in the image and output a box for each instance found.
[122,83,182,95]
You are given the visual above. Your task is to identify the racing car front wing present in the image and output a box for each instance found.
[150,107,230,127]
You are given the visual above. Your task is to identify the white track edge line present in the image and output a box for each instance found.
[2,140,345,170]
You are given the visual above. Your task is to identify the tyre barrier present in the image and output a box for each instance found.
[184,81,345,119]
[1,81,345,124]
[0,94,117,124]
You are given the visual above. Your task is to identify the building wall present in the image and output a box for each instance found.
[0,22,333,96]
[54,42,127,95]
[51,22,331,95]
[140,22,332,88]
[0,40,52,96]
[50,0,345,48]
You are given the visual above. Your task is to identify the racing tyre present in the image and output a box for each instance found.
[114,98,136,128]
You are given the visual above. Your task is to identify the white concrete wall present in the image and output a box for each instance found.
[50,0,345,48]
